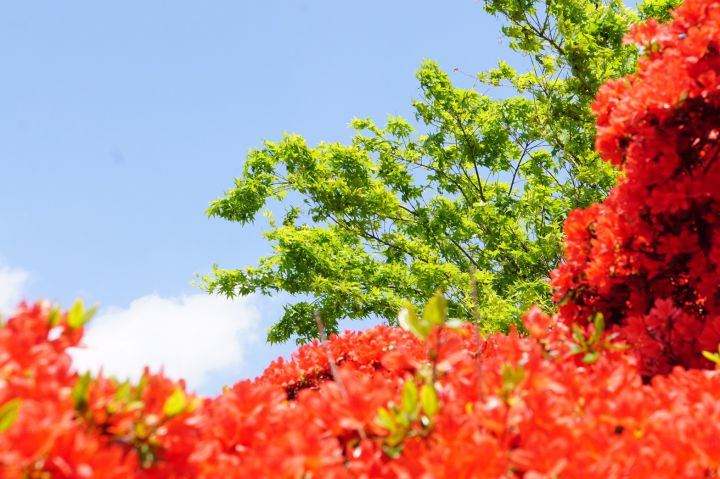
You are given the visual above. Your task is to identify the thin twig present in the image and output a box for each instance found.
[314,311,347,396]
[469,266,482,327]
[314,311,367,440]
[469,266,486,401]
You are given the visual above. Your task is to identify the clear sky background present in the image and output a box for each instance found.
[0,1,511,395]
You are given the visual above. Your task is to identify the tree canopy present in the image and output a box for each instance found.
[204,0,681,344]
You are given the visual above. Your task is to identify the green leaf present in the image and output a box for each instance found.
[72,371,92,412]
[134,371,148,401]
[401,380,419,416]
[384,430,407,449]
[47,306,62,327]
[67,300,98,329]
[396,411,411,428]
[582,350,601,364]
[163,388,188,417]
[375,406,397,432]
[501,364,526,392]
[0,398,21,432]
[590,313,605,344]
[420,383,439,419]
[572,324,587,346]
[422,291,447,328]
[114,381,132,403]
[702,350,720,365]
[398,304,425,340]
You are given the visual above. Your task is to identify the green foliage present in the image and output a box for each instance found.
[500,363,526,401]
[0,398,21,433]
[637,0,683,22]
[72,371,93,413]
[204,0,680,344]
[163,388,189,418]
[399,291,448,341]
[375,377,439,456]
[67,299,97,330]
[569,313,627,363]
[702,346,720,366]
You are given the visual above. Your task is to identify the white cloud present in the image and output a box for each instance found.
[70,293,261,391]
[0,264,29,315]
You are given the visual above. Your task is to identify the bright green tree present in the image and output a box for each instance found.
[203,0,681,344]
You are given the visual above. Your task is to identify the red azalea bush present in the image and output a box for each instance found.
[0,302,199,478]
[3,0,720,476]
[4,300,720,477]
[552,0,720,376]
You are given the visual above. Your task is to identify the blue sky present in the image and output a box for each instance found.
[0,1,509,395]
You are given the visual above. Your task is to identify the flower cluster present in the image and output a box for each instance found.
[3,0,720,476]
[189,311,720,478]
[0,302,199,478]
[4,301,720,477]
[258,326,425,398]
[552,0,720,376]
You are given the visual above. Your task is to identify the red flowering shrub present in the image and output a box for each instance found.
[4,300,720,477]
[258,326,425,398]
[3,0,720,476]
[0,302,199,478]
[552,0,720,376]
[180,303,720,477]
